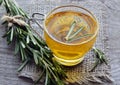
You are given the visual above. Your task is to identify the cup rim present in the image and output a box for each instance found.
[43,5,99,45]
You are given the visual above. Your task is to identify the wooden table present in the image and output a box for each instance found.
[0,0,120,85]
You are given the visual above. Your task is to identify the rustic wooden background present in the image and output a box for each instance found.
[0,0,120,85]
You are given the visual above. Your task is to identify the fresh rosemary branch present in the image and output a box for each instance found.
[68,26,84,40]
[0,0,66,85]
[68,34,93,42]
[65,21,76,40]
[90,47,108,72]
[65,21,92,42]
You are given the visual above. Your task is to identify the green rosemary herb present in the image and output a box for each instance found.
[68,34,93,42]
[68,26,84,40]
[65,21,92,42]
[65,21,76,40]
[0,0,66,85]
[90,47,108,72]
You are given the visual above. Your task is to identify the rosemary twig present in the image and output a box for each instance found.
[68,26,84,40]
[68,34,93,42]
[93,47,108,65]
[65,20,93,43]
[65,21,76,40]
[90,47,108,71]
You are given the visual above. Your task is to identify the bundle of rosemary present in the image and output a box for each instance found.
[0,0,107,85]
[0,0,66,85]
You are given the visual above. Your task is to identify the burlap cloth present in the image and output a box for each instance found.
[18,1,114,85]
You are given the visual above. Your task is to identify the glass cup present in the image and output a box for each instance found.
[43,5,99,66]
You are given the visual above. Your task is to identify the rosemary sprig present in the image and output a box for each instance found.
[68,34,93,42]
[65,21,76,40]
[65,21,93,42]
[90,47,108,71]
[65,21,92,42]
[68,26,84,40]
[0,0,66,85]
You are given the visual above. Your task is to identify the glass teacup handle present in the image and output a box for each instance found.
[28,13,45,40]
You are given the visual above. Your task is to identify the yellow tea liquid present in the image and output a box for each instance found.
[44,11,98,66]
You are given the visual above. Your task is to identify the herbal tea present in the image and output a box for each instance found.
[44,11,98,66]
